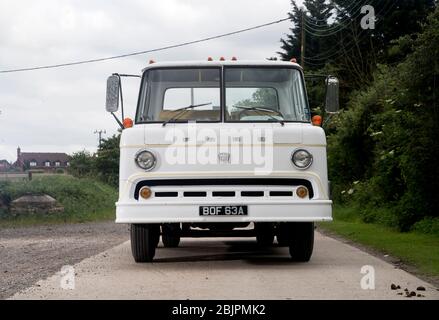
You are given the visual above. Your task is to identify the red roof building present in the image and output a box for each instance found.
[14,147,70,172]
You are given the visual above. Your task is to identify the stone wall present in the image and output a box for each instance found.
[9,194,64,216]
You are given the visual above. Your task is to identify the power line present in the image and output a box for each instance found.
[304,0,398,62]
[300,0,366,24]
[0,17,291,74]
[304,0,367,28]
[303,0,383,37]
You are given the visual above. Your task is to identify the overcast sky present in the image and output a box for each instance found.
[0,0,303,162]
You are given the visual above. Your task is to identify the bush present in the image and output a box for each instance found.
[0,175,117,222]
[412,217,439,235]
[328,8,439,231]
[68,135,120,188]
[94,135,120,187]
[69,150,95,178]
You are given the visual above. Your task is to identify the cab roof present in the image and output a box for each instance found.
[141,59,302,72]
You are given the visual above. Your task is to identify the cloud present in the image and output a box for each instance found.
[0,0,297,162]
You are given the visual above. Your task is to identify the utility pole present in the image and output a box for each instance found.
[301,9,306,69]
[94,129,106,148]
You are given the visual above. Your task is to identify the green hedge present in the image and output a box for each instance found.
[327,9,439,231]
[0,175,117,222]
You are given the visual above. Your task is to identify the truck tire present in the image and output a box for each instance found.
[288,222,314,262]
[130,224,160,262]
[162,223,181,248]
[255,223,275,247]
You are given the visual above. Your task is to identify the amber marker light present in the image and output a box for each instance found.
[123,118,133,129]
[312,115,323,126]
[296,186,309,199]
[139,187,152,199]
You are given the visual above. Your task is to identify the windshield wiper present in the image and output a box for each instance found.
[235,106,285,126]
[162,102,212,127]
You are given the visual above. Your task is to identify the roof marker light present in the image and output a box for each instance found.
[207,57,213,61]
[290,58,297,63]
[219,57,225,61]
[149,59,155,64]
[231,56,237,61]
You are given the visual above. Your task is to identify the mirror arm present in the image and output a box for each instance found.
[111,112,124,130]
[108,73,140,129]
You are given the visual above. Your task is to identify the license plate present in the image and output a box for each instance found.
[199,205,248,216]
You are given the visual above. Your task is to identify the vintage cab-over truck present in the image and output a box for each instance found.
[105,58,339,262]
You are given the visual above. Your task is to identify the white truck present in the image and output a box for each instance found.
[105,59,339,262]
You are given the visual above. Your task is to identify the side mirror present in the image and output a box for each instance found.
[325,76,339,113]
[106,75,120,113]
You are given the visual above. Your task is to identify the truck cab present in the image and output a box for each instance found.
[105,59,339,262]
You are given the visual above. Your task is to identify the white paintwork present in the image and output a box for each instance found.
[141,59,302,72]
[116,60,332,224]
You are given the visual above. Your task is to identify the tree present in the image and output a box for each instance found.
[69,151,95,178]
[94,134,120,187]
[328,0,436,89]
[233,88,278,109]
[327,6,439,230]
[279,0,333,70]
[279,1,304,62]
[280,0,436,89]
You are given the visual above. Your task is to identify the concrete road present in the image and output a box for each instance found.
[11,232,439,300]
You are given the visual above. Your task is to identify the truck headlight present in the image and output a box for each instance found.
[292,149,313,169]
[135,150,157,171]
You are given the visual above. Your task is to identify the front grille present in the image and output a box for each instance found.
[155,192,178,197]
[135,178,314,200]
[183,191,207,197]
[212,191,236,197]
[241,191,264,197]
[270,191,293,197]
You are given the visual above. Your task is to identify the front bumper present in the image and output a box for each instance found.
[115,199,332,223]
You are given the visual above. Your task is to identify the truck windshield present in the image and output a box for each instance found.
[225,68,309,123]
[137,66,310,123]
[138,68,221,123]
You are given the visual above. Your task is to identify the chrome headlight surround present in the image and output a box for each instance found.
[291,149,313,170]
[135,149,157,171]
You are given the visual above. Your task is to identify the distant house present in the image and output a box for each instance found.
[0,159,11,172]
[14,147,70,172]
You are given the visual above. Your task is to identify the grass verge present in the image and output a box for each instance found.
[319,206,439,279]
[0,175,117,227]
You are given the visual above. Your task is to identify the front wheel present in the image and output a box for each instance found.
[287,222,314,262]
[130,224,160,263]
